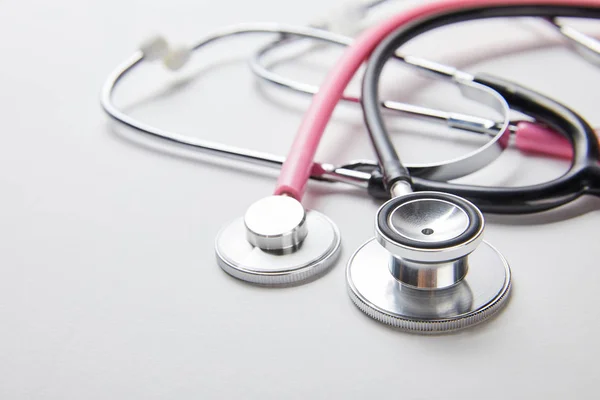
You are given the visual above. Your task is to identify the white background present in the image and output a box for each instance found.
[1,0,600,398]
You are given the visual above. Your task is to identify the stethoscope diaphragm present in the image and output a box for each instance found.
[215,196,341,285]
[346,192,511,332]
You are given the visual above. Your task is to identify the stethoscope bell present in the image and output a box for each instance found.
[346,191,511,333]
[215,195,341,285]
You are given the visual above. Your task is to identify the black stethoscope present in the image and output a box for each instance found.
[361,5,600,214]
[348,2,600,332]
[102,1,600,333]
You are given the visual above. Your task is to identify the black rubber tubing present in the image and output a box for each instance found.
[361,4,600,214]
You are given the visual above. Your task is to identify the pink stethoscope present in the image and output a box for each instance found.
[216,0,598,276]
[213,0,600,332]
[102,0,600,332]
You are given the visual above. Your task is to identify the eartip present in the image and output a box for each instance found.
[163,46,191,71]
[140,35,169,60]
[139,35,191,71]
[312,1,369,36]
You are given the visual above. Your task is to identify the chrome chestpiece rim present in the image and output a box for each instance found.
[216,196,341,285]
[244,195,308,251]
[347,192,511,333]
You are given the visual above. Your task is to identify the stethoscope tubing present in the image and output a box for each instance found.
[101,2,600,214]
[273,0,489,200]
[250,7,600,160]
[252,16,600,118]
[250,34,506,136]
[360,2,600,213]
[271,0,600,202]
[101,24,382,188]
[101,22,509,192]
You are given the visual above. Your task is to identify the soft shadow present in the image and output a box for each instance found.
[485,195,600,226]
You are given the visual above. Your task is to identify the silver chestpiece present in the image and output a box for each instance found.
[347,191,511,333]
[215,195,341,285]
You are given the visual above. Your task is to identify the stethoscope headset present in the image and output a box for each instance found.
[102,0,600,333]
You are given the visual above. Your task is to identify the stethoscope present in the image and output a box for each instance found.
[102,0,600,333]
[349,0,600,331]
[251,7,600,160]
[102,23,513,187]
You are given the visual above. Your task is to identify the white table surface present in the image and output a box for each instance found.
[1,0,599,398]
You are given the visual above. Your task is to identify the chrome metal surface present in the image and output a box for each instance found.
[375,193,485,263]
[389,256,469,290]
[251,39,501,136]
[318,163,371,188]
[388,199,470,243]
[252,36,511,181]
[401,55,475,82]
[548,18,600,65]
[412,79,509,181]
[389,180,413,198]
[216,209,340,285]
[244,195,308,251]
[100,23,373,189]
[346,239,511,333]
[102,22,510,190]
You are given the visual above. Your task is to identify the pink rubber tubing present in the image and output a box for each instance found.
[274,0,600,200]
[515,121,600,160]
[515,121,573,159]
